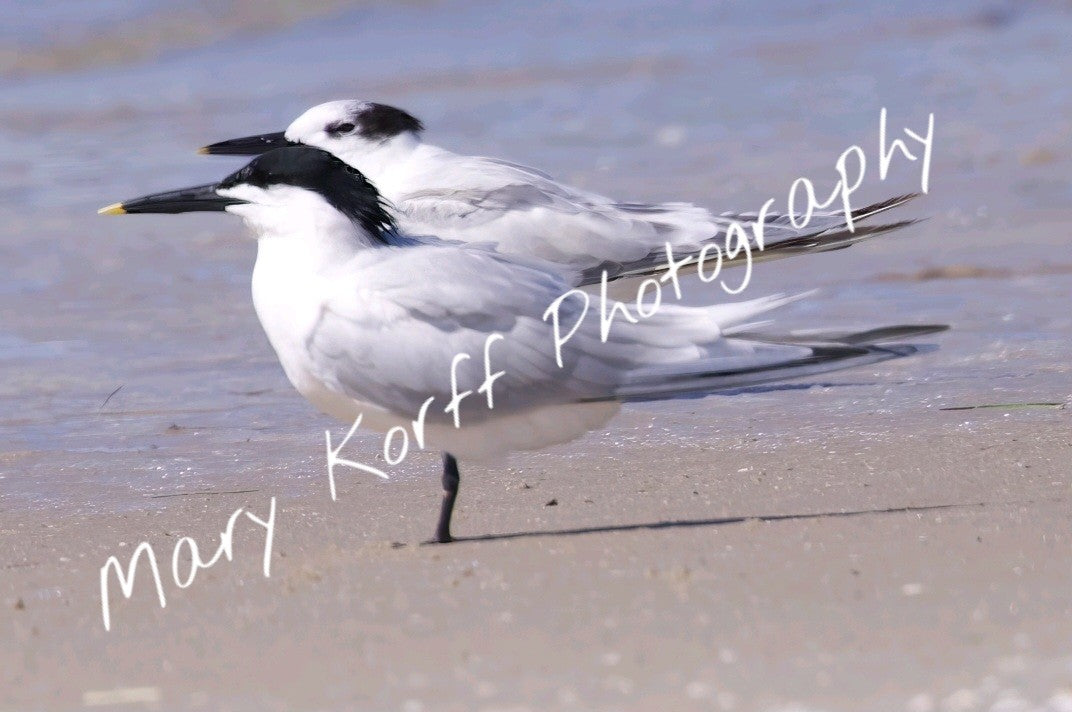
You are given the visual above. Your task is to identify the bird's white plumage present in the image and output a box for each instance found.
[282,100,903,277]
[108,132,939,545]
[228,181,817,459]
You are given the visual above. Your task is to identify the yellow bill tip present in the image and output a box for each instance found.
[196,146,211,155]
[97,202,126,215]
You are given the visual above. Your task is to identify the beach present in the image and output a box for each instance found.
[2,1,1071,709]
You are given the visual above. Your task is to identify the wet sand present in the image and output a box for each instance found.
[3,0,1072,709]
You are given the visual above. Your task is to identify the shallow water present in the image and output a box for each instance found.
[1,0,1071,510]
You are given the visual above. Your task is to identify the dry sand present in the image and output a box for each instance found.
[4,407,1071,711]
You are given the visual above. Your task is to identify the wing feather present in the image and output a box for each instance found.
[300,244,943,438]
[392,152,920,279]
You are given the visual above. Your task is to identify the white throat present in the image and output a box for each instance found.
[225,184,382,268]
[235,186,376,399]
[333,132,423,197]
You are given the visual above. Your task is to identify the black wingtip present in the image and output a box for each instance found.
[729,324,950,347]
[839,324,949,344]
[851,193,921,221]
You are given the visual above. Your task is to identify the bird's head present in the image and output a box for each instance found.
[199,101,424,170]
[99,145,396,243]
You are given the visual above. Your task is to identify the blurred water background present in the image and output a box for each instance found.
[1,0,1071,509]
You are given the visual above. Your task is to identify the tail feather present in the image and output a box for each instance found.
[614,322,947,401]
[584,194,923,285]
[850,193,920,221]
[723,193,920,233]
[730,323,949,345]
[748,219,919,263]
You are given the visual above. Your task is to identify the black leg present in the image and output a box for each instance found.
[432,452,460,544]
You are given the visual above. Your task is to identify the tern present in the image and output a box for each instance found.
[100,146,945,543]
[200,100,920,284]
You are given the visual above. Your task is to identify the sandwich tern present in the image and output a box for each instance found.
[200,100,920,285]
[100,146,945,543]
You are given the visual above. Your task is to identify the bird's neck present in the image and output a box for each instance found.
[238,200,381,277]
[339,132,424,195]
[249,209,365,347]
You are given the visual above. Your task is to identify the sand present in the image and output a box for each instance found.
[4,410,1072,711]
[3,0,1072,709]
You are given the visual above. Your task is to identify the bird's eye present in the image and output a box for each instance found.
[328,122,356,135]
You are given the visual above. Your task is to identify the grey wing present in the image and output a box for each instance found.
[300,247,832,426]
[396,154,920,281]
[302,246,945,432]
[581,194,922,284]
[392,156,725,268]
[301,248,615,427]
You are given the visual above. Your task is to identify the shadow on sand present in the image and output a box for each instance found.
[443,500,996,545]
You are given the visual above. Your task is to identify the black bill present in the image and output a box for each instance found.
[198,131,292,156]
[98,183,244,215]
